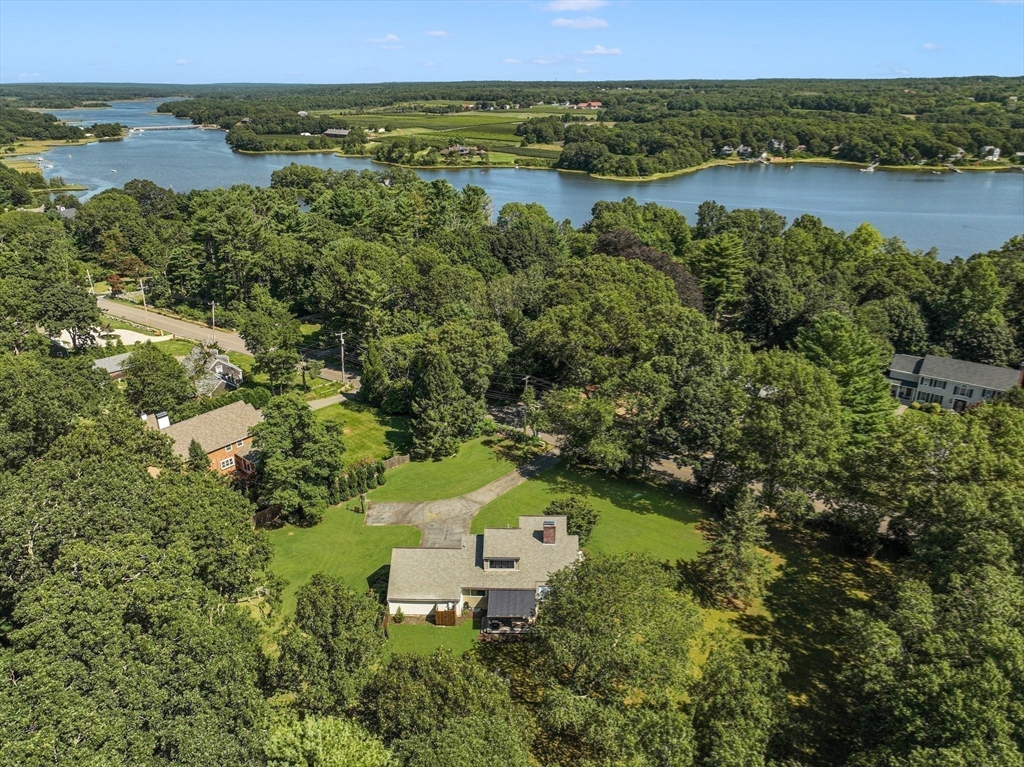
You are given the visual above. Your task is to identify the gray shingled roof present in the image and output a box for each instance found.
[919,355,1020,391]
[159,401,263,459]
[387,516,580,603]
[93,352,132,374]
[889,354,924,377]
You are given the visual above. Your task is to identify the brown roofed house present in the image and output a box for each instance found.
[147,400,263,474]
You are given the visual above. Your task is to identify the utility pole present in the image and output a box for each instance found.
[210,299,216,343]
[138,277,150,329]
[336,330,346,385]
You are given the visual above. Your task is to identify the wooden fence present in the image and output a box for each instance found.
[383,454,410,471]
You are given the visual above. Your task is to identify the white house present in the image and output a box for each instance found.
[387,516,581,633]
[885,353,1022,412]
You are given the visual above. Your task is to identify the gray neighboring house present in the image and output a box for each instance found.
[387,515,581,633]
[181,345,244,397]
[93,351,132,380]
[323,128,350,138]
[885,353,1023,412]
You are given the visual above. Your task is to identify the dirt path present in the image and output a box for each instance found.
[365,451,560,547]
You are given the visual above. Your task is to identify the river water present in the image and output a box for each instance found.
[29,100,1024,260]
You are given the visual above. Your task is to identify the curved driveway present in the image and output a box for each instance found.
[365,451,560,547]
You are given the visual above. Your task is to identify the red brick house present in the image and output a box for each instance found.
[147,401,263,474]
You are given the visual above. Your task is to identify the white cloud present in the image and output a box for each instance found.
[175,58,187,65]
[576,68,589,74]
[370,33,399,43]
[422,61,435,67]
[503,58,523,64]
[552,16,608,29]
[534,56,561,65]
[544,0,608,9]
[921,42,942,51]
[381,44,403,50]
[583,44,621,55]
[426,30,449,37]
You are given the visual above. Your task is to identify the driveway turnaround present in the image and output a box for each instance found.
[365,451,560,548]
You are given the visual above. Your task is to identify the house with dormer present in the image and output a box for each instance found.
[386,515,581,632]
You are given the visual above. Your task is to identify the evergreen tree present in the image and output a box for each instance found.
[187,437,210,472]
[692,489,773,607]
[794,311,895,449]
[359,338,389,407]
[409,347,467,461]
[696,231,749,320]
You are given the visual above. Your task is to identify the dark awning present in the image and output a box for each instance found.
[487,589,536,619]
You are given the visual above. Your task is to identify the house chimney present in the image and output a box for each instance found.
[155,412,170,430]
[542,520,556,544]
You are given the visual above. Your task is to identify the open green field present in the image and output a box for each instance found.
[472,465,709,563]
[315,401,411,463]
[368,437,515,502]
[267,505,419,615]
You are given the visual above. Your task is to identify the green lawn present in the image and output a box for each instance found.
[315,401,412,463]
[387,619,480,656]
[472,465,709,563]
[368,437,515,503]
[268,505,420,615]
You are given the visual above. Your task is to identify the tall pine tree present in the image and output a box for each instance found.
[410,347,468,461]
[360,337,389,407]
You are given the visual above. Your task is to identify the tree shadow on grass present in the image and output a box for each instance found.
[736,524,892,766]
[550,466,708,525]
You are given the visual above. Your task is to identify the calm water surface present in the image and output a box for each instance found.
[32,101,1024,260]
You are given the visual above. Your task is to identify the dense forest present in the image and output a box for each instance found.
[1,163,1023,766]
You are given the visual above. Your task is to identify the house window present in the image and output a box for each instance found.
[927,379,946,389]
[917,392,944,406]
[220,457,235,470]
[466,589,485,596]
[488,559,516,570]
[953,385,974,398]
[224,443,232,452]
[236,439,245,447]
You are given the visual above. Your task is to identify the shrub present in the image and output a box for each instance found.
[393,607,405,624]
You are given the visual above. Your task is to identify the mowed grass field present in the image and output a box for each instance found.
[472,464,709,563]
[268,505,419,615]
[369,437,515,502]
[315,401,412,464]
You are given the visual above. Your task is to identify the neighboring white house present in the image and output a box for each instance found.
[885,353,1023,412]
[387,515,581,632]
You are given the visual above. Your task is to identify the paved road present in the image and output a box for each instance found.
[99,297,358,385]
[365,451,561,547]
[99,297,248,353]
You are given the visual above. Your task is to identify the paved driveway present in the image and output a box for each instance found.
[365,451,560,547]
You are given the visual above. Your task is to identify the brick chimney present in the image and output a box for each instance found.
[542,520,556,544]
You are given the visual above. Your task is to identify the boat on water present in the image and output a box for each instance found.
[860,161,879,173]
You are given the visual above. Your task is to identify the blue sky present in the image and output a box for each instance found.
[1,0,1021,84]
